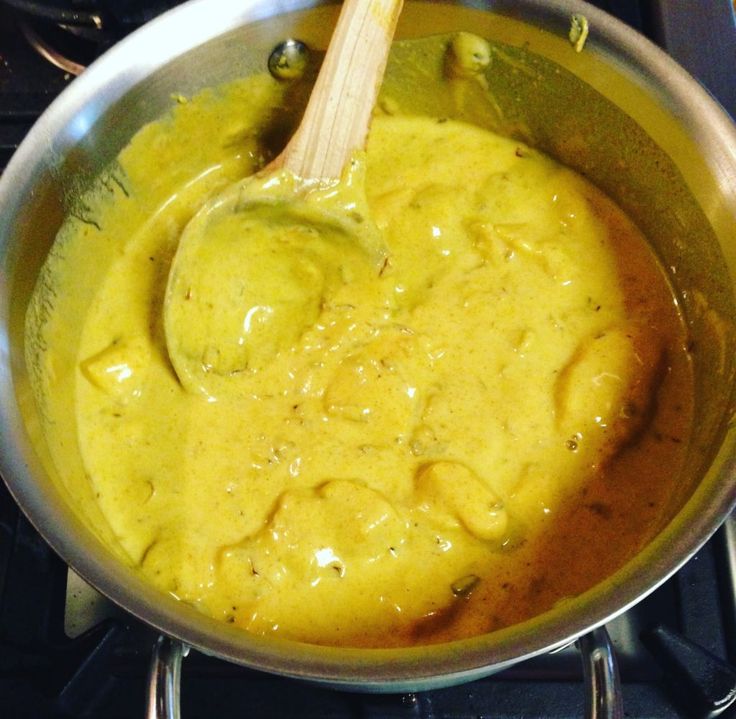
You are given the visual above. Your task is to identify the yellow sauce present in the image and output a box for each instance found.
[164,162,386,398]
[27,70,692,648]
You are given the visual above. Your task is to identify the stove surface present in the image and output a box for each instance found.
[1,1,735,717]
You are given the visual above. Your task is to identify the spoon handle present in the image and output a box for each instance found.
[275,0,403,183]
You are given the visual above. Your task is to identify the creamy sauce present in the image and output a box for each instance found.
[27,72,693,647]
[164,163,385,398]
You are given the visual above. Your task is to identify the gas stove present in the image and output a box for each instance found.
[1,1,735,717]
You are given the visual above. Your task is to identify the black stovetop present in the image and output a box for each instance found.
[1,1,736,717]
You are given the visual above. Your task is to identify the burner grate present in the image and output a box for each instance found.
[0,5,73,169]
[0,0,185,85]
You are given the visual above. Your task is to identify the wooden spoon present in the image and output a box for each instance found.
[164,0,403,398]
[268,0,403,182]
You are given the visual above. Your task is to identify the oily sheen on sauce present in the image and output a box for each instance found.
[26,71,692,648]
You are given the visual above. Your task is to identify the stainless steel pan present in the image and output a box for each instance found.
[1,0,735,706]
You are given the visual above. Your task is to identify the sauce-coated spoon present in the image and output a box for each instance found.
[164,0,403,398]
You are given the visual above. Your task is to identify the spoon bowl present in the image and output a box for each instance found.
[164,165,385,397]
[164,0,402,397]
